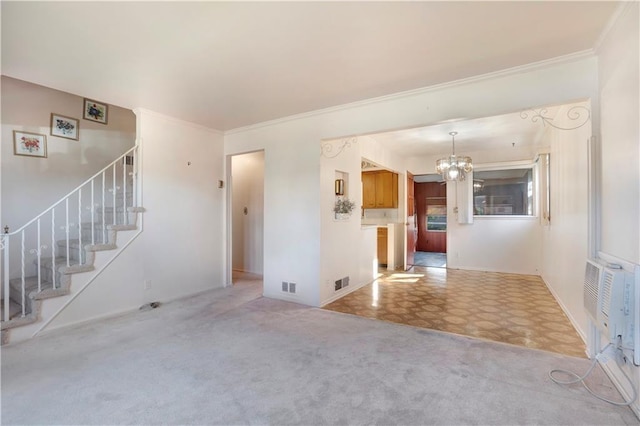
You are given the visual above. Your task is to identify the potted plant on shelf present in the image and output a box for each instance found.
[334,197,356,220]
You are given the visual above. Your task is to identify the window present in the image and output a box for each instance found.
[426,199,447,231]
[473,168,534,216]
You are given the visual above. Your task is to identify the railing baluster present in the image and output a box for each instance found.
[112,165,116,225]
[123,158,127,225]
[21,231,25,317]
[37,219,41,293]
[91,180,95,245]
[52,209,56,289]
[133,149,138,208]
[1,145,138,325]
[78,188,82,265]
[102,171,106,243]
[65,198,70,267]
[3,236,10,322]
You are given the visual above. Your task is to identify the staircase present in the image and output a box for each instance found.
[1,146,144,344]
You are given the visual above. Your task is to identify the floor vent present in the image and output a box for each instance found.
[334,276,350,291]
[282,282,296,293]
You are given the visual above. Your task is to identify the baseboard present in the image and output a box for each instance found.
[37,285,224,337]
[445,264,539,276]
[540,275,588,345]
[38,304,141,336]
[599,360,640,419]
[321,277,373,307]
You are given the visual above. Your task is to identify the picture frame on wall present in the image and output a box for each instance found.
[13,130,47,158]
[83,98,108,124]
[50,113,79,140]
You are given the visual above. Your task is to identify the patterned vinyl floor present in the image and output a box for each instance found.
[323,266,587,358]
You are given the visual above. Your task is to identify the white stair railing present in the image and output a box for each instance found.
[1,145,139,323]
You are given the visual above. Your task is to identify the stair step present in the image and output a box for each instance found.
[0,298,24,321]
[8,276,56,315]
[9,275,56,296]
[57,239,84,250]
[39,256,81,268]
[1,203,143,342]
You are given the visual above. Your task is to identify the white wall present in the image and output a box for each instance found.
[540,102,591,339]
[320,137,372,304]
[225,56,599,306]
[448,216,541,274]
[594,2,640,416]
[231,151,264,275]
[225,126,322,307]
[1,76,136,231]
[136,110,226,301]
[45,109,226,330]
[598,3,640,264]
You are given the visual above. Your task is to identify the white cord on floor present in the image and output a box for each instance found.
[549,343,638,407]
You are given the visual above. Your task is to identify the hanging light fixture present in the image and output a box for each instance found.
[435,131,473,181]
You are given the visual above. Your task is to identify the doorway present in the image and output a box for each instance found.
[229,151,265,286]
[414,178,447,268]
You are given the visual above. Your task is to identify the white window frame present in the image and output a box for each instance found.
[472,160,538,219]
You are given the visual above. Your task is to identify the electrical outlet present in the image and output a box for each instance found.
[289,282,296,293]
[282,281,288,292]
[144,280,151,290]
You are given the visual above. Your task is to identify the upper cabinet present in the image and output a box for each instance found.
[362,170,398,209]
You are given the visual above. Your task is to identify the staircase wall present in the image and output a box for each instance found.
[0,76,136,233]
[40,109,226,333]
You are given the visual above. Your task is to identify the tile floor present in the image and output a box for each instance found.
[413,251,447,268]
[324,266,587,358]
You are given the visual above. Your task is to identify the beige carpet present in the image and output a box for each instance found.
[2,279,636,425]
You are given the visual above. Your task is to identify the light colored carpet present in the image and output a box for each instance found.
[1,280,637,425]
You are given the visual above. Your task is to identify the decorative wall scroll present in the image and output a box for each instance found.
[520,105,590,131]
[320,137,358,158]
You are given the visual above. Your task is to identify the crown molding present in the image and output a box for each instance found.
[133,107,224,135]
[593,1,637,53]
[225,50,595,136]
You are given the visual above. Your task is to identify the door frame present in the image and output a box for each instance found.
[225,149,265,287]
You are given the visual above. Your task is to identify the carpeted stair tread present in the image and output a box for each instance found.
[0,203,143,343]
[38,256,82,268]
[9,276,55,296]
[0,298,24,321]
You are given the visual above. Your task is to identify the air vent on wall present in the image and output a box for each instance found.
[334,276,350,292]
[282,281,296,294]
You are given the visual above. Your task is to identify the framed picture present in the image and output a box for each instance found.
[83,98,108,124]
[50,113,79,140]
[13,130,47,158]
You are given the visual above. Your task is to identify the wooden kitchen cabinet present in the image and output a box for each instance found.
[362,171,398,209]
[362,172,377,208]
[377,227,388,266]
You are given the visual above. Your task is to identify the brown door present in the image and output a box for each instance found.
[406,172,416,268]
[416,182,447,253]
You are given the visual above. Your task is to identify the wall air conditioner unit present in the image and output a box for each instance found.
[583,259,635,353]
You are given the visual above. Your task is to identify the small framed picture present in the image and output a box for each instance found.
[13,130,47,158]
[50,113,79,140]
[83,98,108,124]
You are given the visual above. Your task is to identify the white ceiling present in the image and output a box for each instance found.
[1,1,618,131]
[368,104,563,158]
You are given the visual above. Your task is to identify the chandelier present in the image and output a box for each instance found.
[435,131,473,181]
